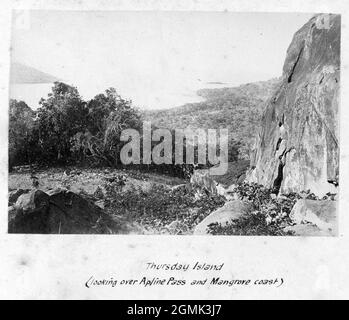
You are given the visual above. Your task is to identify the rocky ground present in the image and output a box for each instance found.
[8,166,338,236]
[8,167,185,195]
[8,167,189,234]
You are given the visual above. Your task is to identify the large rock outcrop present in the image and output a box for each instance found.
[8,189,122,234]
[246,14,340,196]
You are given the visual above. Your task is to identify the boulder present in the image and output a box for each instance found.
[93,186,105,199]
[289,199,337,235]
[237,173,246,184]
[284,224,335,236]
[246,14,340,196]
[190,169,218,195]
[171,183,190,192]
[8,188,30,205]
[9,189,121,234]
[190,161,250,197]
[191,171,233,199]
[14,189,50,212]
[193,200,251,235]
[94,199,105,209]
[46,187,69,196]
[10,190,51,233]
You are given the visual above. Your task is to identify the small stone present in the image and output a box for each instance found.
[95,200,105,209]
[93,186,104,199]
[8,189,30,205]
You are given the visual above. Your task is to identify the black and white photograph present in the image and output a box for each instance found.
[8,10,340,236]
[1,0,349,301]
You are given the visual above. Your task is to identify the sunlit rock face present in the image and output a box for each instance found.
[246,14,340,196]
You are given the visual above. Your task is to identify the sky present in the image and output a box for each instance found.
[10,10,314,110]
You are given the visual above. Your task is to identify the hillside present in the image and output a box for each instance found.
[143,78,280,158]
[10,62,59,84]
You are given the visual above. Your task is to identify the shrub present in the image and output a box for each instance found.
[207,211,294,236]
[9,100,38,168]
[206,182,324,236]
[104,180,225,233]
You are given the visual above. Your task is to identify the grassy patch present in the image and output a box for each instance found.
[104,181,225,234]
[206,183,337,236]
[207,212,294,236]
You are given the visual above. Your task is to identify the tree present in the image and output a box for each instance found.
[228,139,241,162]
[9,99,37,168]
[71,88,142,166]
[36,82,88,163]
[86,88,119,135]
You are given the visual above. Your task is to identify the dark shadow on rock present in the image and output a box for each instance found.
[9,188,123,234]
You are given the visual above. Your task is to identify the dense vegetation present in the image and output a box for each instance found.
[9,99,38,166]
[143,78,280,159]
[10,83,142,168]
[9,80,335,235]
[104,179,226,234]
[10,79,279,173]
[207,183,337,236]
[9,82,216,178]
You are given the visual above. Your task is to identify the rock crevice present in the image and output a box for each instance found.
[246,14,340,196]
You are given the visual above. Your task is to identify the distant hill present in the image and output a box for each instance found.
[143,78,280,158]
[10,62,59,84]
